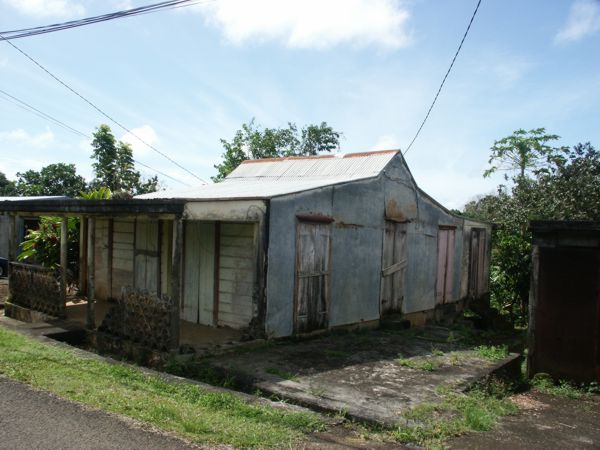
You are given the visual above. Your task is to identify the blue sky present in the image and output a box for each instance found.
[1,0,599,208]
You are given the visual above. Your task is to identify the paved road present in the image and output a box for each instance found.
[0,377,199,449]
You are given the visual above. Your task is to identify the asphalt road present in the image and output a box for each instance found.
[0,376,199,450]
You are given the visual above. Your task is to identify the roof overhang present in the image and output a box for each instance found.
[0,199,187,216]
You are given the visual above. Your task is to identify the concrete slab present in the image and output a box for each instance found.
[206,326,521,426]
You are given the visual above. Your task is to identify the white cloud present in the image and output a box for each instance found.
[555,0,600,44]
[120,125,158,157]
[371,134,402,151]
[196,0,412,49]
[3,0,84,18]
[0,128,54,147]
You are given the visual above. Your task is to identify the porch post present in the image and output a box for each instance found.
[60,216,68,314]
[8,214,17,264]
[169,217,183,350]
[79,217,88,294]
[86,217,96,329]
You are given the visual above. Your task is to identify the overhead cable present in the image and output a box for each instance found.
[0,34,208,184]
[403,0,482,156]
[0,88,190,186]
[0,0,215,40]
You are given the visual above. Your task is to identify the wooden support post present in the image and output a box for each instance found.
[87,217,96,330]
[169,217,183,350]
[8,214,17,264]
[79,217,88,294]
[60,216,68,314]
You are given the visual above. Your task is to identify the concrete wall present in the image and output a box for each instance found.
[265,153,491,337]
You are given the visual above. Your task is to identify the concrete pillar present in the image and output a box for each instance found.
[86,217,96,330]
[8,214,17,264]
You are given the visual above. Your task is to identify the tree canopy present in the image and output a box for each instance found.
[213,120,342,181]
[0,171,17,196]
[464,129,599,325]
[15,163,87,197]
[90,124,159,195]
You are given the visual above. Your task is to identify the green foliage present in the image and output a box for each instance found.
[484,128,566,179]
[464,132,599,326]
[79,186,112,200]
[17,216,80,282]
[90,124,159,195]
[0,171,17,195]
[475,345,509,361]
[393,380,517,447]
[213,119,342,181]
[15,163,87,197]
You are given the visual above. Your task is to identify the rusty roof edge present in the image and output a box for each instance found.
[0,198,187,215]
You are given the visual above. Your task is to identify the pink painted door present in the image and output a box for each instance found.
[435,227,455,304]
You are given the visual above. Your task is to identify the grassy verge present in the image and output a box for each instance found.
[392,378,518,448]
[0,327,323,448]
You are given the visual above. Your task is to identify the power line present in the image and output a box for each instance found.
[0,0,215,40]
[0,34,208,184]
[403,0,482,156]
[0,88,190,186]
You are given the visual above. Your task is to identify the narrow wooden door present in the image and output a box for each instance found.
[435,227,455,304]
[295,221,331,333]
[381,221,407,315]
[468,228,487,298]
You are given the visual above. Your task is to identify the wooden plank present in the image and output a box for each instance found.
[219,245,255,259]
[197,222,215,326]
[113,219,134,233]
[170,218,183,349]
[219,267,255,283]
[220,222,255,237]
[382,259,407,277]
[87,218,95,329]
[219,236,254,248]
[183,221,200,323]
[219,255,254,270]
[218,279,254,296]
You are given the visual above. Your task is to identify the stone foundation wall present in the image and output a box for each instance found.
[8,262,64,318]
[98,287,175,351]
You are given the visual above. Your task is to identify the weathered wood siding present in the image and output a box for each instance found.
[160,220,173,297]
[111,219,134,298]
[381,221,407,314]
[218,222,256,329]
[94,218,111,300]
[183,221,215,325]
[134,219,160,293]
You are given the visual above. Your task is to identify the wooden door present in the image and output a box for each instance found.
[468,228,487,298]
[381,221,407,315]
[134,219,160,294]
[182,222,215,325]
[435,227,455,304]
[295,221,331,333]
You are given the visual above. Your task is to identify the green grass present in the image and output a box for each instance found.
[529,373,599,399]
[475,344,509,361]
[0,327,323,448]
[393,379,518,447]
[397,357,440,372]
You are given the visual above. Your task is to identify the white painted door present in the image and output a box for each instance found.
[182,222,215,325]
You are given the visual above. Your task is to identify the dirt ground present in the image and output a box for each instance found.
[449,390,600,449]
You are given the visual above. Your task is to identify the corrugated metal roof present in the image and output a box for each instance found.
[137,150,399,200]
[0,196,68,201]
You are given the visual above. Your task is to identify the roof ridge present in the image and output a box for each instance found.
[239,149,400,164]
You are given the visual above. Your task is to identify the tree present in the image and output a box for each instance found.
[213,120,342,181]
[15,163,87,197]
[90,124,159,195]
[484,128,567,179]
[0,171,17,196]
[465,130,599,326]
